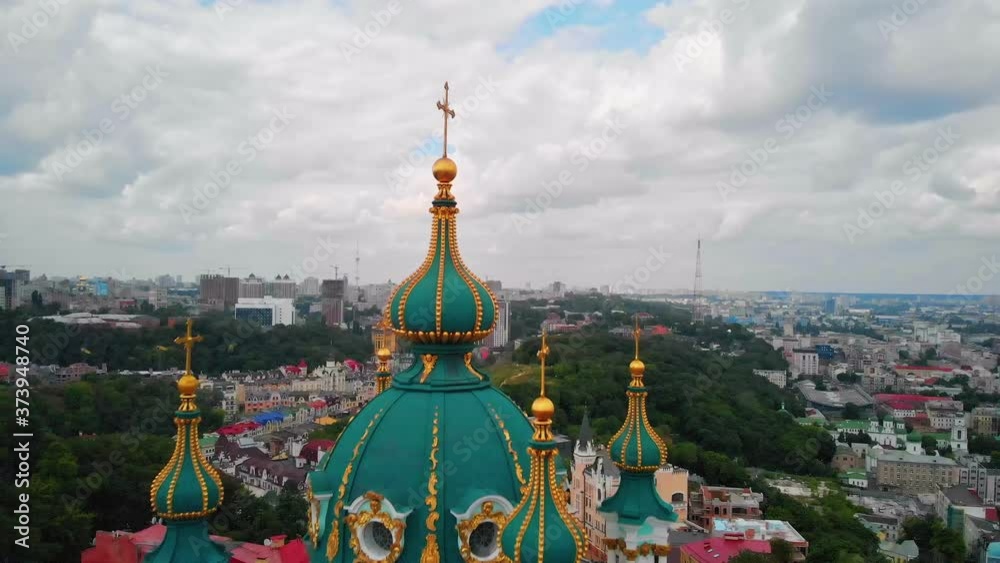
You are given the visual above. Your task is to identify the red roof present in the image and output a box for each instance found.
[217,421,263,436]
[876,393,954,404]
[894,365,954,372]
[650,325,671,335]
[680,538,772,562]
[300,439,336,463]
[229,537,309,563]
[0,363,9,378]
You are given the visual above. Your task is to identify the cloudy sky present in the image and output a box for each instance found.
[2,0,999,294]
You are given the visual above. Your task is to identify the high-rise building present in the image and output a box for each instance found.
[299,276,320,296]
[156,274,176,288]
[0,275,14,311]
[486,297,510,349]
[239,274,265,299]
[321,279,345,327]
[266,274,297,299]
[234,297,296,327]
[199,274,239,310]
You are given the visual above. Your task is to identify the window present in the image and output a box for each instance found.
[672,492,684,503]
[360,521,394,560]
[469,521,499,559]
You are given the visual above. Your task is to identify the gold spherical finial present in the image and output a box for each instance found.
[532,396,555,422]
[432,156,457,183]
[178,374,199,395]
[376,347,392,362]
[629,359,645,376]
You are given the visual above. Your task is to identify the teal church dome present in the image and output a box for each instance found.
[306,88,538,563]
[385,155,497,345]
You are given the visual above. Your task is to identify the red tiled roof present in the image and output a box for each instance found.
[680,538,772,562]
[300,439,336,463]
[894,365,954,372]
[986,507,998,522]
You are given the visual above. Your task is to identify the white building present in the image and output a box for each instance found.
[485,297,511,350]
[793,348,820,376]
[234,296,296,327]
[753,369,788,388]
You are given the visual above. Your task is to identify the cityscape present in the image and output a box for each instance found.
[3,1,1000,563]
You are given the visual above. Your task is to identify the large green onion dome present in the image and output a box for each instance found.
[384,155,497,345]
[307,86,538,563]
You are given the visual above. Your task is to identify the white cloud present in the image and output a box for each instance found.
[1,0,999,293]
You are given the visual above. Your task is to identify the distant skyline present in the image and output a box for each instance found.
[3,0,999,294]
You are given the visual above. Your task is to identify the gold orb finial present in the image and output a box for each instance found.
[629,358,645,376]
[376,347,392,362]
[532,395,555,422]
[432,156,457,183]
[178,374,199,395]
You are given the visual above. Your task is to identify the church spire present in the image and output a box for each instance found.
[598,316,677,559]
[384,82,497,355]
[146,318,227,563]
[500,331,587,562]
[609,315,667,471]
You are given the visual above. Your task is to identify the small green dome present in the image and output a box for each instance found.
[150,407,224,520]
[907,431,922,442]
[500,439,587,563]
[609,381,667,472]
[385,197,496,345]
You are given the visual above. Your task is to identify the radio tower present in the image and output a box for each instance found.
[693,237,704,323]
[354,241,364,303]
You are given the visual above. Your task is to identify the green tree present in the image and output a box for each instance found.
[842,402,862,419]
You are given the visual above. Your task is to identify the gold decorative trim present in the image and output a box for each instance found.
[346,492,406,563]
[457,501,508,563]
[449,214,484,332]
[327,411,383,561]
[422,408,441,563]
[464,352,484,381]
[434,216,447,332]
[391,212,441,332]
[419,354,438,383]
[489,407,525,486]
[307,483,320,546]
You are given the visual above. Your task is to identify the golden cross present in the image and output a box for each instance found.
[537,330,550,397]
[633,314,641,359]
[174,318,204,376]
[436,82,456,157]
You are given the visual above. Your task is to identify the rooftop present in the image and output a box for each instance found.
[711,519,808,545]
[680,538,772,562]
[877,450,957,466]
